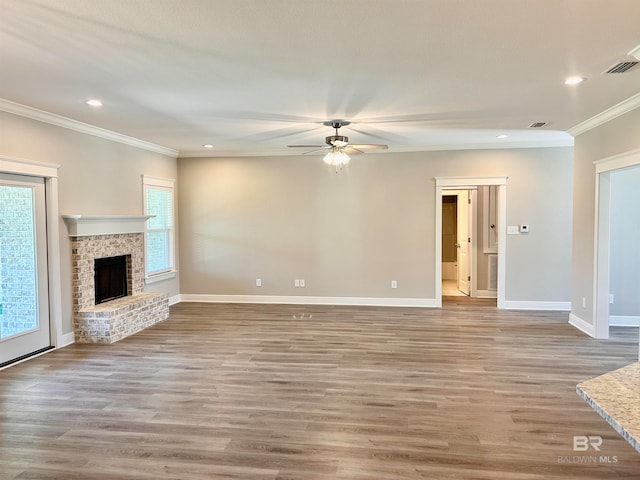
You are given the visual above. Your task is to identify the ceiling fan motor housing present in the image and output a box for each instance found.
[326,135,348,145]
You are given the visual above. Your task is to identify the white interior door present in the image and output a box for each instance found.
[456,190,471,296]
[0,173,51,366]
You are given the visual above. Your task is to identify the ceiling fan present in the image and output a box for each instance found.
[288,120,388,169]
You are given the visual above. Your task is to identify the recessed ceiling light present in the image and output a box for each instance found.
[496,134,509,139]
[564,76,585,85]
[85,99,103,107]
[203,144,214,149]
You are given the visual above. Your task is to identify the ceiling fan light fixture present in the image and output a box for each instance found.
[323,149,350,167]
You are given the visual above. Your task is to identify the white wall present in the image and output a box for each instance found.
[178,147,573,304]
[0,111,179,336]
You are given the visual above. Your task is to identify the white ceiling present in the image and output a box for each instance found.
[1,0,640,158]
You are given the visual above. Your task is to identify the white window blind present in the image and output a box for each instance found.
[143,176,175,279]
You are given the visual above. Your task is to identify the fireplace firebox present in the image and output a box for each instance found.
[94,255,129,304]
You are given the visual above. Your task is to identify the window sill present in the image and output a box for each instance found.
[144,270,176,284]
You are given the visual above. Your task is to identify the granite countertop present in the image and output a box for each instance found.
[577,362,640,454]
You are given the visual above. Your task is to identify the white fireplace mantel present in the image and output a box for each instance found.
[62,215,153,237]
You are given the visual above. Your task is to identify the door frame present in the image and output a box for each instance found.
[0,156,63,352]
[593,148,640,340]
[435,177,507,308]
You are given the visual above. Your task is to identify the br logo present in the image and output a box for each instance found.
[573,435,603,451]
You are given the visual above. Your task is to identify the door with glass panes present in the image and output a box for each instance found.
[0,173,50,366]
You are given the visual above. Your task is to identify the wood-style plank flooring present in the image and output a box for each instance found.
[1,299,640,479]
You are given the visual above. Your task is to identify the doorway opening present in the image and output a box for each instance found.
[0,156,62,369]
[0,173,51,366]
[435,177,507,308]
[441,189,475,297]
[594,150,640,346]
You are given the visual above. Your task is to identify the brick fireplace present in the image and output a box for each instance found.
[63,215,169,343]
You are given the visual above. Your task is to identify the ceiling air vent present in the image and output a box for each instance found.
[603,61,639,74]
[529,122,549,128]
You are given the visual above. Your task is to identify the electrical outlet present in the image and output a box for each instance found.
[609,294,614,304]
[391,280,398,289]
[299,279,305,287]
[582,297,586,308]
[255,278,262,287]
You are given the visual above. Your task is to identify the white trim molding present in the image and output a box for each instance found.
[502,300,571,311]
[609,316,640,327]
[0,98,178,158]
[179,294,437,308]
[145,271,177,284]
[168,295,182,306]
[59,332,75,348]
[178,138,575,158]
[0,155,60,178]
[569,313,596,337]
[435,176,508,187]
[476,290,498,299]
[594,147,640,174]
[568,92,640,137]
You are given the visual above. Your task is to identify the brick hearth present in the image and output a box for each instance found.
[70,231,168,343]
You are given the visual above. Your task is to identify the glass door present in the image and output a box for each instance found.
[0,173,50,366]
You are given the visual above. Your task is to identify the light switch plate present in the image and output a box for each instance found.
[507,225,520,235]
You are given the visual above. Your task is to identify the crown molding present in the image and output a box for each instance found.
[177,138,574,158]
[0,99,179,158]
[568,92,640,137]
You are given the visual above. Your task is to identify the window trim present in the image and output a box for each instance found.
[142,175,176,283]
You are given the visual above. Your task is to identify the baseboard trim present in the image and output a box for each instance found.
[59,331,75,347]
[168,294,181,306]
[569,313,595,337]
[609,315,640,327]
[476,290,498,299]
[179,294,437,308]
[502,300,571,311]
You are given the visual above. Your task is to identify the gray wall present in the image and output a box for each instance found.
[0,111,179,335]
[178,147,573,302]
[610,166,640,318]
[571,107,640,325]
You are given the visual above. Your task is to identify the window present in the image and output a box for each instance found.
[143,175,175,282]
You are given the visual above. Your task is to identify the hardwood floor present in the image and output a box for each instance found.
[1,300,639,479]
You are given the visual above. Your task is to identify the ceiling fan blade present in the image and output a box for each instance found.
[287,145,325,148]
[344,147,364,155]
[349,144,388,150]
[301,147,331,155]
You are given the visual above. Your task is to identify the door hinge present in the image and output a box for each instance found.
[468,275,471,281]
[468,237,471,243]
[468,198,471,204]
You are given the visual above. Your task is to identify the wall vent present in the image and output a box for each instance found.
[603,61,639,74]
[528,121,549,128]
